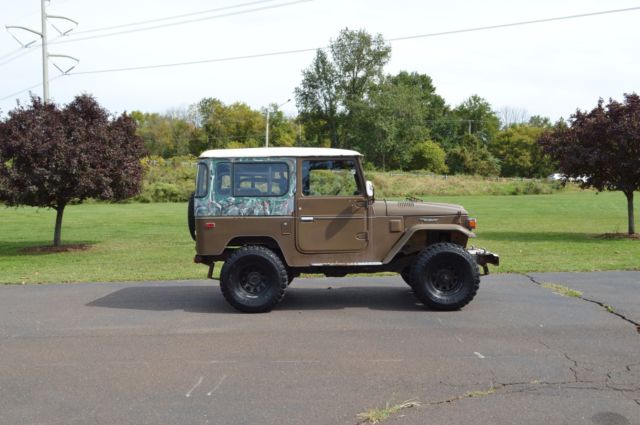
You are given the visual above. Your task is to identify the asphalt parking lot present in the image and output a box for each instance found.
[1,272,638,425]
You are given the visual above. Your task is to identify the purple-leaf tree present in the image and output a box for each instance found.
[539,93,640,235]
[0,95,145,246]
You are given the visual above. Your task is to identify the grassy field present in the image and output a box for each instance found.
[0,191,638,284]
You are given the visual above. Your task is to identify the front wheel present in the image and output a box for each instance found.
[220,246,289,313]
[400,267,414,288]
[410,243,480,311]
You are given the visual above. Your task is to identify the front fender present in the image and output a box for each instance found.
[382,224,475,264]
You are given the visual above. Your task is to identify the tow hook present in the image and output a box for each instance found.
[467,247,500,275]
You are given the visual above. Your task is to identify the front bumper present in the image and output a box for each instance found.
[467,247,500,275]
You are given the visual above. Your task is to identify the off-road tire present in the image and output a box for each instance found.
[188,192,196,241]
[220,246,289,313]
[410,243,480,311]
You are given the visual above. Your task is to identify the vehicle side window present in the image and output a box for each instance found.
[233,162,289,197]
[302,159,361,196]
[195,162,209,198]
[216,162,231,196]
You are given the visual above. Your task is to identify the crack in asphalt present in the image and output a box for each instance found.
[354,275,640,423]
[537,340,640,394]
[522,274,640,333]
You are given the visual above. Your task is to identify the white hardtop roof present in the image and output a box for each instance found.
[199,147,362,159]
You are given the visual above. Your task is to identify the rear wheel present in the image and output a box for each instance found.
[220,246,289,313]
[187,192,196,241]
[410,243,479,310]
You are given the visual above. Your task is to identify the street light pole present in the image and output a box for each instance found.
[265,98,291,148]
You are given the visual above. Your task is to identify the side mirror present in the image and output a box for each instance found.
[366,180,375,200]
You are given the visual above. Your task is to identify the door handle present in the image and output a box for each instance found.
[300,216,314,222]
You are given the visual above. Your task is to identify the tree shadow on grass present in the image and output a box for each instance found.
[0,240,97,256]
[478,231,607,243]
[85,282,428,313]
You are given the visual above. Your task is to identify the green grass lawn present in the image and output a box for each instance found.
[0,191,638,284]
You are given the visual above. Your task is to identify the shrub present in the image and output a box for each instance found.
[408,140,448,173]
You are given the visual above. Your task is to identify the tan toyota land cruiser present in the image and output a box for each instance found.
[188,147,498,313]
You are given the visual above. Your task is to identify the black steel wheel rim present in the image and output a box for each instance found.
[430,265,462,293]
[239,268,269,295]
[233,259,276,299]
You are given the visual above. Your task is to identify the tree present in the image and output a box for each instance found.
[490,124,554,177]
[349,75,429,169]
[295,50,340,147]
[295,28,391,148]
[330,28,391,109]
[263,104,297,147]
[409,140,448,173]
[0,95,145,246]
[446,134,500,176]
[452,95,501,144]
[539,94,640,235]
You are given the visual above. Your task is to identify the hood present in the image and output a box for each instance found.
[379,199,468,217]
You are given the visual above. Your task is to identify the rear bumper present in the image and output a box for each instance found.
[467,247,500,275]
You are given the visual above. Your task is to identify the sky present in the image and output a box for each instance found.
[1,0,639,121]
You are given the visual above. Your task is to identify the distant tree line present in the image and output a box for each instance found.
[132,28,559,178]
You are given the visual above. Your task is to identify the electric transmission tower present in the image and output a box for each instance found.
[6,0,79,102]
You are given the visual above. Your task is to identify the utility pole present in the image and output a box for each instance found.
[6,0,78,103]
[265,98,291,148]
[41,0,49,101]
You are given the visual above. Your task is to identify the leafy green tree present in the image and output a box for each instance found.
[446,134,500,176]
[0,95,145,246]
[331,28,391,108]
[409,140,448,173]
[295,28,391,148]
[490,124,554,177]
[540,94,640,235]
[349,76,429,169]
[528,115,552,129]
[448,95,501,147]
[389,71,447,124]
[132,111,199,157]
[191,98,265,149]
[295,50,340,147]
[263,104,297,147]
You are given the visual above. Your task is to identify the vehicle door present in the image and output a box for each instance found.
[296,158,368,253]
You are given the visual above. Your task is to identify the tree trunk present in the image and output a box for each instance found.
[53,204,65,247]
[625,191,635,235]
[330,119,338,148]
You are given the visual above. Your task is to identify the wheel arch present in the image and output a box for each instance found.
[382,224,475,264]
[225,236,289,265]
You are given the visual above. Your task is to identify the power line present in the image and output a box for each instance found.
[0,0,305,67]
[0,47,25,62]
[71,46,320,75]
[0,74,64,101]
[46,0,313,46]
[0,49,30,67]
[0,34,65,67]
[385,6,640,43]
[68,5,640,76]
[4,5,639,100]
[72,0,281,35]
